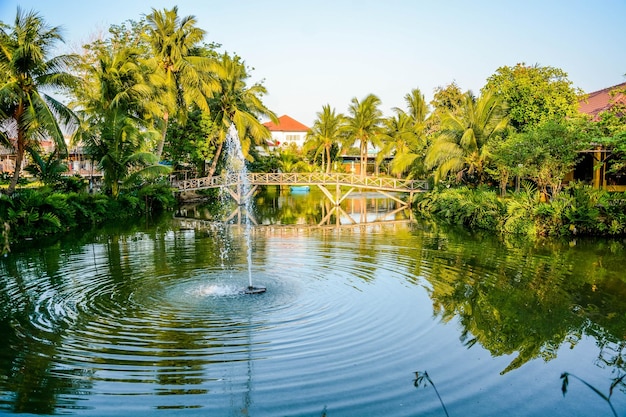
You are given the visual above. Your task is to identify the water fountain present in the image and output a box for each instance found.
[223,123,266,294]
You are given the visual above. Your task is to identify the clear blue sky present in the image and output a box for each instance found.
[2,0,625,126]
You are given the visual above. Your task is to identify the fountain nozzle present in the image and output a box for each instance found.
[243,285,267,294]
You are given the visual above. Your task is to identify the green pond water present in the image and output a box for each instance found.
[1,188,626,416]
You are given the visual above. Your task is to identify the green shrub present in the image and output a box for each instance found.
[415,183,626,238]
[1,181,179,248]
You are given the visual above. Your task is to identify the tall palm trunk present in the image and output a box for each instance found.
[360,140,368,177]
[325,144,332,173]
[206,139,223,178]
[6,107,25,195]
[7,143,24,196]
[154,113,169,161]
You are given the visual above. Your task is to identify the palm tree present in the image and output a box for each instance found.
[0,8,78,195]
[379,88,430,177]
[143,6,220,160]
[304,105,344,173]
[425,90,508,184]
[24,147,68,185]
[205,52,277,178]
[378,112,422,177]
[397,88,429,125]
[71,45,167,198]
[344,94,383,177]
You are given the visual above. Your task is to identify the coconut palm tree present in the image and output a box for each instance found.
[304,104,344,173]
[0,8,78,195]
[378,112,422,177]
[379,88,430,177]
[205,52,277,178]
[143,6,220,160]
[397,87,429,125]
[425,90,508,184]
[344,94,383,177]
[71,45,168,198]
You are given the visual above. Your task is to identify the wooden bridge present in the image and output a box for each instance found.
[172,172,428,207]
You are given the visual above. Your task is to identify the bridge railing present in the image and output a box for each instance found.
[172,172,428,192]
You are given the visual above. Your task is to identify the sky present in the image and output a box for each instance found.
[1,0,625,127]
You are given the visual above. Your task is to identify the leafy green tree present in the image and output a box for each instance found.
[0,8,78,195]
[143,6,220,160]
[164,108,217,176]
[205,52,276,177]
[426,90,508,184]
[589,85,626,177]
[487,128,531,195]
[483,63,581,131]
[506,120,589,198]
[71,45,168,198]
[344,94,383,177]
[428,82,465,133]
[276,148,309,173]
[304,104,344,173]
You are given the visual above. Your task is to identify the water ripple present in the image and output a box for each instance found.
[0,223,619,416]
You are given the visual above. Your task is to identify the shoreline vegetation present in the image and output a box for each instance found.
[414,182,626,239]
[1,178,176,255]
[2,7,626,253]
[2,177,626,258]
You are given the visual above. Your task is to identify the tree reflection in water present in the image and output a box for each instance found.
[1,189,626,415]
[417,223,626,376]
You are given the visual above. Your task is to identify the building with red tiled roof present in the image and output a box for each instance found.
[263,115,310,149]
[576,82,626,191]
[578,82,626,120]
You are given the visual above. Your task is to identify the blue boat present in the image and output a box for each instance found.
[290,185,310,193]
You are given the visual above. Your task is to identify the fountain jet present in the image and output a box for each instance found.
[223,124,266,295]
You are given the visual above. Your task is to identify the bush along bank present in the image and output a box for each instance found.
[0,182,177,255]
[414,182,626,238]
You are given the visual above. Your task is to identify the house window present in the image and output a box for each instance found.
[286,134,299,143]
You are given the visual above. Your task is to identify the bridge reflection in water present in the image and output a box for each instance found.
[175,189,413,230]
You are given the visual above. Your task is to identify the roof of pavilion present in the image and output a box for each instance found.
[578,82,626,120]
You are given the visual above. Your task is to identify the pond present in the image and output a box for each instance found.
[1,188,626,416]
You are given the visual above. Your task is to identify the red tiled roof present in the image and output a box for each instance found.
[579,82,626,119]
[263,115,309,132]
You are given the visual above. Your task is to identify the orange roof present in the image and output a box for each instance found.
[579,82,626,120]
[263,115,309,132]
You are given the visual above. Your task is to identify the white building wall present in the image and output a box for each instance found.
[271,131,307,148]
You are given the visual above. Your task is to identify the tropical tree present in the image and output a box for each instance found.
[378,88,430,177]
[304,104,344,173]
[143,6,220,160]
[24,147,68,185]
[205,52,276,178]
[400,87,430,123]
[344,94,383,177]
[71,45,168,198]
[163,107,217,176]
[589,84,626,178]
[276,148,309,173]
[378,112,422,177]
[483,63,581,132]
[428,82,465,134]
[505,120,588,198]
[0,8,78,195]
[425,90,508,184]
